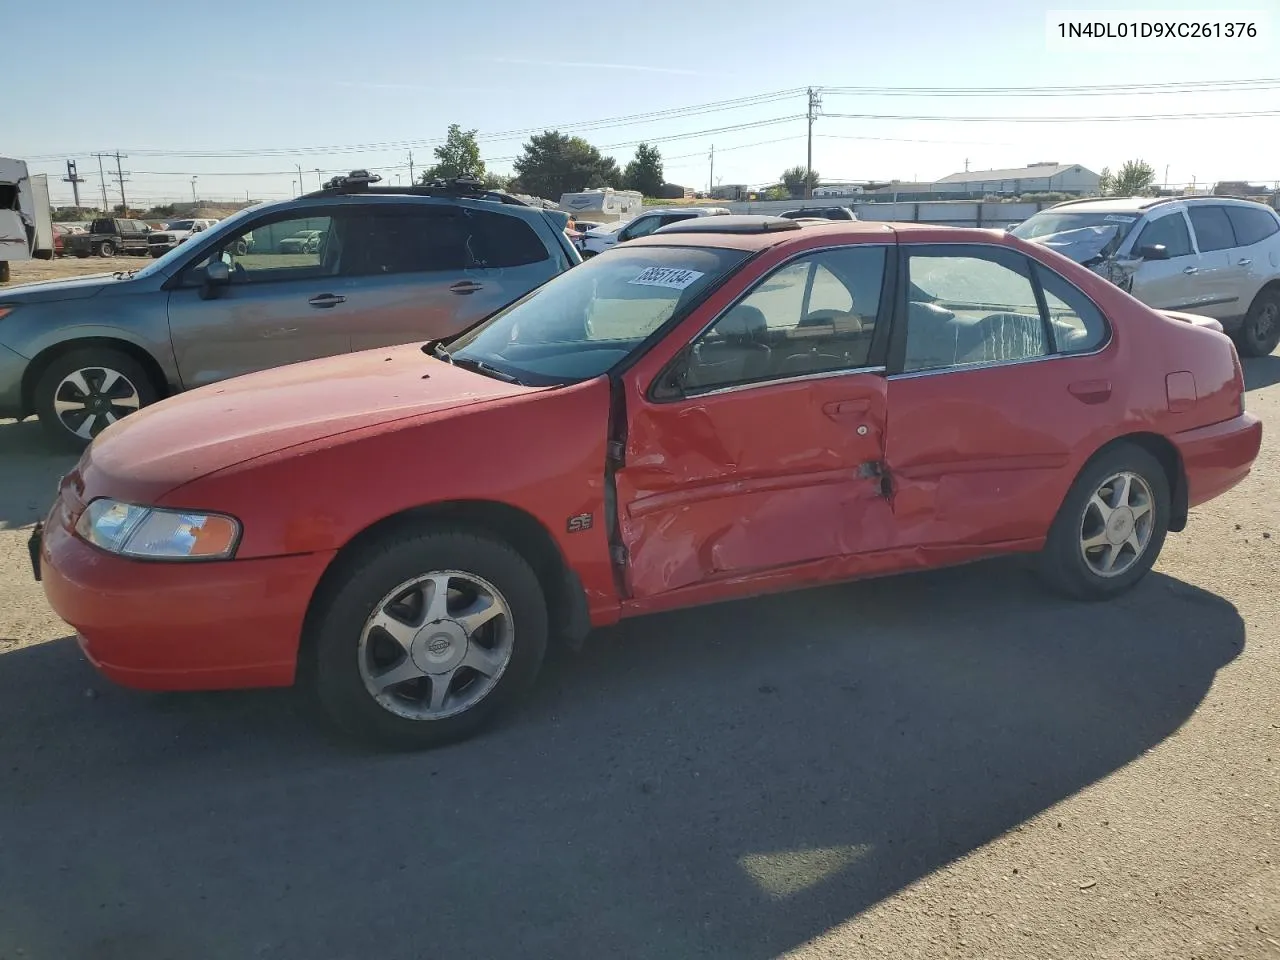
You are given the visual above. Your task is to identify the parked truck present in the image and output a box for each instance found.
[0,158,54,283]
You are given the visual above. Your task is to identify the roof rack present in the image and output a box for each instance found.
[654,215,803,236]
[302,171,529,207]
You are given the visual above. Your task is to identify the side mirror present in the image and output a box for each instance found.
[1136,243,1169,261]
[200,259,231,300]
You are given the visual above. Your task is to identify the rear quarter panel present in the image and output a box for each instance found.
[157,376,620,620]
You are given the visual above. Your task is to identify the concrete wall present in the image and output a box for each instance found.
[722,198,1050,227]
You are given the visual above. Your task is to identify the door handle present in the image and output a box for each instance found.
[308,294,346,308]
[450,281,484,295]
[1238,258,1252,266]
[1068,379,1112,404]
[822,398,871,419]
[1182,266,1198,275]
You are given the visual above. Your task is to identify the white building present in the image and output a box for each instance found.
[812,182,864,198]
[935,162,1100,196]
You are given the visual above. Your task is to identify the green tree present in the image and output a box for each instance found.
[781,165,820,198]
[763,184,790,201]
[512,131,620,200]
[421,124,485,182]
[482,172,512,191]
[1099,159,1156,197]
[623,142,664,197]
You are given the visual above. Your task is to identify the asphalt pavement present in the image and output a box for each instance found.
[0,356,1277,960]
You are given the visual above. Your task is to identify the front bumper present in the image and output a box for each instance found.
[36,505,336,691]
[1173,412,1263,508]
[148,243,175,255]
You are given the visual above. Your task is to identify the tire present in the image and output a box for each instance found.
[1037,443,1170,600]
[149,249,164,258]
[0,261,9,283]
[98,240,116,257]
[33,347,159,449]
[1235,287,1280,358]
[311,528,548,749]
[75,251,89,259]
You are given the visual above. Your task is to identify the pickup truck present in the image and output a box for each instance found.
[66,218,152,258]
[147,218,217,257]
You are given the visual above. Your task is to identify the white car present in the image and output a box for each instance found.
[1012,196,1280,356]
[580,207,731,257]
[147,218,218,258]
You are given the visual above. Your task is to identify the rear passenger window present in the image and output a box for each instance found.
[1188,206,1236,252]
[903,249,1047,372]
[342,208,477,276]
[1134,213,1193,257]
[1224,206,1280,246]
[1033,265,1109,354]
[683,247,885,390]
[468,210,550,268]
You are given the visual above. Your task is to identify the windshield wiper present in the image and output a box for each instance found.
[427,341,453,363]
[112,270,137,280]
[450,355,523,385]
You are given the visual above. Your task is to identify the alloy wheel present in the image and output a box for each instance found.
[357,570,515,721]
[51,367,142,439]
[1078,471,1155,578]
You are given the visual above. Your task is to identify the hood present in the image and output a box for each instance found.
[0,273,116,303]
[1030,224,1124,265]
[585,224,624,237]
[81,343,532,502]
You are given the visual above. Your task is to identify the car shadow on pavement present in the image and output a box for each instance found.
[0,418,78,530]
[1243,353,1280,392]
[0,561,1243,960]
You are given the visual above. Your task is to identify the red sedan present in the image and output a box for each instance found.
[34,216,1262,748]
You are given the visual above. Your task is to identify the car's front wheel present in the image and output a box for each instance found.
[98,240,116,257]
[1236,287,1280,358]
[34,347,158,448]
[1037,444,1170,600]
[311,529,548,749]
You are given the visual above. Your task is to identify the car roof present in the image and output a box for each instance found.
[628,218,1021,252]
[1046,195,1279,215]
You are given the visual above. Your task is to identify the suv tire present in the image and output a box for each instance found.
[98,240,116,257]
[34,347,159,449]
[1236,287,1280,358]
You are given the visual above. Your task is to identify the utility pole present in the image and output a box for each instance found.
[805,87,822,200]
[92,153,110,211]
[110,152,129,214]
[315,169,322,190]
[296,164,304,194]
[708,144,714,196]
[191,177,198,203]
[408,150,415,185]
[964,157,970,172]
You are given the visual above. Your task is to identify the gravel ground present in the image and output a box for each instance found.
[0,354,1276,960]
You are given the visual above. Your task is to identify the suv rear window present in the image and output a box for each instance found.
[90,219,117,234]
[470,210,550,268]
[1224,205,1279,246]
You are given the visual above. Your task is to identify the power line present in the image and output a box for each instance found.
[822,108,1280,122]
[821,77,1280,96]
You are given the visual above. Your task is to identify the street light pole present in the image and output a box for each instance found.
[191,177,198,203]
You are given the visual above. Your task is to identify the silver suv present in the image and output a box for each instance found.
[0,174,580,446]
[1012,195,1280,356]
[580,206,731,257]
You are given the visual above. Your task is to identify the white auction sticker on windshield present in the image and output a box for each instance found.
[1103,214,1138,222]
[629,267,705,289]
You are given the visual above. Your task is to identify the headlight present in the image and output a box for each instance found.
[74,499,240,560]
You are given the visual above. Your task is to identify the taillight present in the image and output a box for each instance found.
[1231,344,1246,414]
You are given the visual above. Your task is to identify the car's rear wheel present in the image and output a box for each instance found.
[34,347,158,448]
[0,261,8,283]
[311,529,548,749]
[1037,444,1170,600]
[1236,287,1280,358]
[98,240,116,257]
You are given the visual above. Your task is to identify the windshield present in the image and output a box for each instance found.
[449,245,749,385]
[1010,210,1142,262]
[167,220,195,231]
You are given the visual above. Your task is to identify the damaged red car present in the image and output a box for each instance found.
[34,215,1262,748]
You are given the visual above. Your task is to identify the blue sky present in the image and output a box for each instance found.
[8,0,1278,205]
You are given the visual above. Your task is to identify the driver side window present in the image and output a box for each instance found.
[621,216,660,241]
[1134,212,1193,258]
[683,247,887,392]
[187,214,339,285]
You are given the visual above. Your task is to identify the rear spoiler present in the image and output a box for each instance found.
[541,209,570,231]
